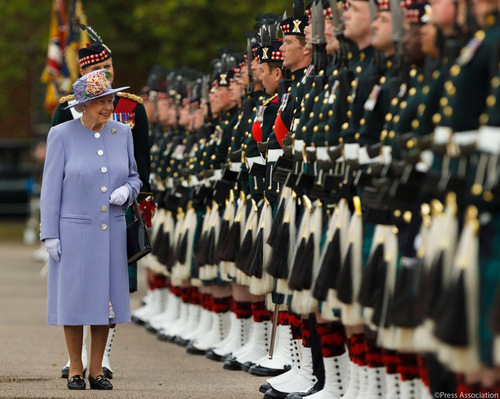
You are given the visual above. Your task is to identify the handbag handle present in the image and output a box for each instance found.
[131,197,146,228]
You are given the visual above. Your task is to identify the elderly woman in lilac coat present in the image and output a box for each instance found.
[40,70,141,391]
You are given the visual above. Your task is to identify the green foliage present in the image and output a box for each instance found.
[0,1,292,127]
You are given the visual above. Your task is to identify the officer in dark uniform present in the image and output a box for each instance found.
[275,11,312,147]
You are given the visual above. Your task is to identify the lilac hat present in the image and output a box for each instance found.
[65,69,129,109]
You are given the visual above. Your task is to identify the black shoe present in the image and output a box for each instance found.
[174,336,189,347]
[223,357,244,371]
[186,343,206,355]
[145,322,158,333]
[264,388,289,399]
[284,384,323,398]
[205,349,223,361]
[248,364,290,377]
[241,361,255,372]
[67,375,86,390]
[62,367,86,379]
[259,383,272,393]
[157,330,170,341]
[102,367,113,379]
[88,375,113,390]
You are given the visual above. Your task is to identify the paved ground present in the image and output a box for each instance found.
[0,236,267,398]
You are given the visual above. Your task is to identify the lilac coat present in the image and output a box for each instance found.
[40,119,142,326]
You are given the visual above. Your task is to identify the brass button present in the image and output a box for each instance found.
[412,120,420,130]
[487,95,496,107]
[444,106,453,118]
[385,113,393,122]
[408,88,416,96]
[354,133,360,141]
[101,224,108,230]
[342,122,349,130]
[101,167,107,173]
[450,65,460,77]
[97,150,104,156]
[433,113,441,124]
[101,186,108,193]
[328,110,333,117]
[101,205,108,212]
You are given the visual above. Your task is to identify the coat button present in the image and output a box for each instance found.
[101,167,107,173]
[101,224,108,230]
[101,186,108,193]
[97,150,104,156]
[94,133,101,138]
[101,205,108,212]
[112,128,117,134]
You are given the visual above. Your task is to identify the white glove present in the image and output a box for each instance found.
[45,238,61,262]
[109,185,130,206]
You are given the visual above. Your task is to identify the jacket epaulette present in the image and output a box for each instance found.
[117,92,144,104]
[59,94,75,104]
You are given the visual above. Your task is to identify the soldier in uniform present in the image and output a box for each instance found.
[52,30,151,381]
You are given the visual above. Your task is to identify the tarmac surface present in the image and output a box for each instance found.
[0,237,267,399]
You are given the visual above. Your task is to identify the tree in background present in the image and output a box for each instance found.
[0,0,291,138]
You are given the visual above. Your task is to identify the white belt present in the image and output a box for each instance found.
[189,175,200,187]
[358,146,380,165]
[316,147,330,162]
[433,126,452,145]
[381,146,392,165]
[328,145,344,163]
[208,169,222,181]
[451,130,478,146]
[477,126,500,154]
[344,143,359,161]
[294,139,304,154]
[415,150,434,172]
[267,149,283,163]
[230,162,242,172]
[246,156,265,169]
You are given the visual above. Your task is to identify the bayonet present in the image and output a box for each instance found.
[330,0,344,37]
[316,1,326,44]
[390,0,404,44]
